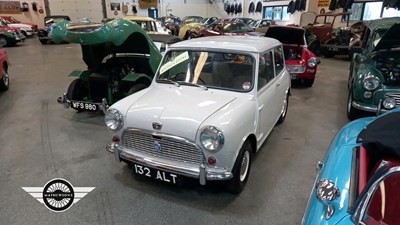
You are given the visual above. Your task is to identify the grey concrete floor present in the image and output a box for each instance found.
[0,38,350,225]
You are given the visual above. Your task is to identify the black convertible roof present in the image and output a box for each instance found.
[357,111,400,157]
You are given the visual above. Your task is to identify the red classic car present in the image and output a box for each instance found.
[0,47,10,91]
[199,21,261,37]
[265,26,319,87]
[0,16,38,32]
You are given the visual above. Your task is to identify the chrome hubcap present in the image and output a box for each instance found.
[2,69,8,86]
[281,96,288,117]
[0,38,6,46]
[240,151,250,181]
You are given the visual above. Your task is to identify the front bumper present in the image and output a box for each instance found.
[109,144,233,185]
[351,100,395,114]
[56,93,109,113]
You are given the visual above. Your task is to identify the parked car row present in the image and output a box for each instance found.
[40,15,400,225]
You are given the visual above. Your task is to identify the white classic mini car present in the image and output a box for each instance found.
[105,36,291,193]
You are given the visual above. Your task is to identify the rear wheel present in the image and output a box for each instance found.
[0,65,9,91]
[308,40,321,56]
[347,91,362,120]
[323,40,336,58]
[277,93,289,125]
[226,141,253,194]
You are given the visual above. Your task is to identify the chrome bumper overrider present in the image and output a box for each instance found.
[108,145,233,185]
[56,93,109,113]
[351,100,395,115]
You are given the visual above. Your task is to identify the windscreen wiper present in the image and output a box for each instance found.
[157,79,180,87]
[176,81,208,90]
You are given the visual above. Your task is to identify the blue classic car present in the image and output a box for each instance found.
[302,110,400,225]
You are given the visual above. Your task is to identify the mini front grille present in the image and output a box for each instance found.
[287,65,306,74]
[122,129,204,165]
[385,93,400,106]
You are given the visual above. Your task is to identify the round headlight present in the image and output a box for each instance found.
[316,179,340,202]
[200,126,224,151]
[307,58,317,68]
[362,76,380,91]
[383,97,396,110]
[105,108,124,131]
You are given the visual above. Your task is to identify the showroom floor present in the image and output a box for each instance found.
[0,38,351,225]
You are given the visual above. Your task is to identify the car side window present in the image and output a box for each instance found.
[258,51,275,90]
[273,46,284,75]
[363,172,400,225]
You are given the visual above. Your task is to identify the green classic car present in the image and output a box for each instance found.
[347,17,400,120]
[55,19,162,112]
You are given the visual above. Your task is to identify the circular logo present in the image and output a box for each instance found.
[42,178,75,212]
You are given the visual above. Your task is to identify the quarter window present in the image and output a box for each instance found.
[273,46,284,75]
[258,51,275,90]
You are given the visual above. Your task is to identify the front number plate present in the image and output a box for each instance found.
[70,101,99,111]
[290,74,298,80]
[133,163,180,184]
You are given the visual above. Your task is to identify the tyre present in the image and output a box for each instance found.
[303,78,314,87]
[0,36,9,47]
[0,65,9,91]
[128,83,148,95]
[183,31,190,40]
[323,40,336,58]
[21,30,28,37]
[308,40,321,56]
[39,39,47,45]
[276,93,289,125]
[226,141,253,194]
[66,79,86,111]
[347,91,362,120]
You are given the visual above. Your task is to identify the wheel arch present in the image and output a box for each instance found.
[246,134,257,154]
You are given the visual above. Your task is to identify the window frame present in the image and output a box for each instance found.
[262,5,289,21]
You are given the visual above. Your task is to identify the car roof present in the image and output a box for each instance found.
[365,17,400,30]
[170,36,281,53]
[123,16,155,22]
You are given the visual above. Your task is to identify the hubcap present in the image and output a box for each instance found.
[281,96,288,117]
[347,93,352,113]
[0,38,6,47]
[2,69,8,87]
[239,151,250,181]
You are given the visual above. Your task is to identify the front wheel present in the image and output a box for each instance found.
[128,83,148,95]
[347,91,362,120]
[0,66,9,91]
[67,79,86,111]
[303,78,314,87]
[226,141,253,194]
[0,37,9,47]
[39,39,47,45]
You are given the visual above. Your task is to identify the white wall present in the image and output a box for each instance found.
[48,0,104,22]
[0,0,46,26]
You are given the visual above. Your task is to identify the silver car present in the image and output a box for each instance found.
[105,36,291,193]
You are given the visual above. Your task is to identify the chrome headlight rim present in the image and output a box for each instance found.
[200,126,224,152]
[383,97,396,110]
[307,57,317,68]
[362,75,380,91]
[105,108,124,131]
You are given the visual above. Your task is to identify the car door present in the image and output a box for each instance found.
[272,46,289,119]
[256,51,277,143]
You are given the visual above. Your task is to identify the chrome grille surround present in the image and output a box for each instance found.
[385,93,400,106]
[287,65,306,74]
[122,128,205,165]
